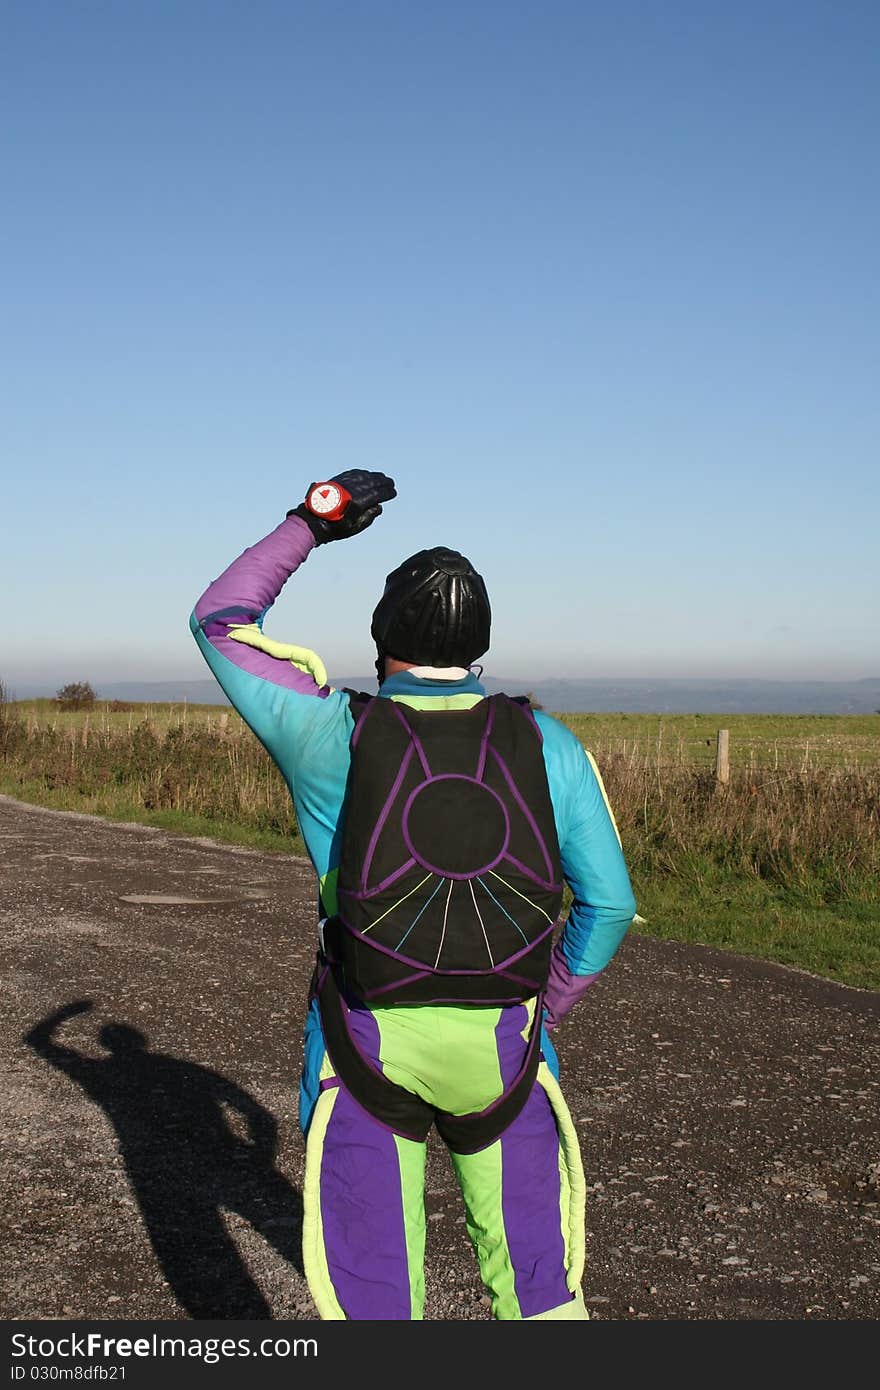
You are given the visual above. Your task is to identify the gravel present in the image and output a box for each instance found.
[2,794,878,1321]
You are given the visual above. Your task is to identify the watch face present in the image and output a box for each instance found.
[309,483,342,515]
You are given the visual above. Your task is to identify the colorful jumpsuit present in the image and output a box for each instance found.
[191,515,637,1320]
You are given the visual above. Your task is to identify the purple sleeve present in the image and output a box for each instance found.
[193,515,327,695]
[542,939,601,1031]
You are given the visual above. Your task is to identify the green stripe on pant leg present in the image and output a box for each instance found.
[450,1141,521,1320]
[302,1087,346,1321]
[525,1287,589,1319]
[537,1063,587,1292]
[394,1133,428,1320]
[521,1070,589,1321]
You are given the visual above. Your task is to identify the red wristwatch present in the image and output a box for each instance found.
[305,481,352,522]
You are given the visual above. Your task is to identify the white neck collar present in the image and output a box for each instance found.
[406,665,470,680]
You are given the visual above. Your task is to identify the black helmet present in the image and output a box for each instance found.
[371,547,491,672]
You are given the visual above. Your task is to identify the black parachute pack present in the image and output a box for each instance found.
[322,692,565,1007]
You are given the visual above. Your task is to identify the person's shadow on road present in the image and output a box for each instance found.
[25,1000,304,1319]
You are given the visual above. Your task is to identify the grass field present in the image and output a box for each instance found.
[13,698,249,736]
[16,699,880,767]
[3,698,878,991]
[558,711,880,769]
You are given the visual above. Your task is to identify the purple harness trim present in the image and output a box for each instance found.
[516,697,545,742]
[389,699,432,777]
[338,692,560,1004]
[500,850,561,893]
[343,857,419,902]
[400,774,511,880]
[475,696,496,779]
[333,911,555,974]
[488,744,556,884]
[361,742,416,893]
[349,696,374,750]
[361,971,548,1002]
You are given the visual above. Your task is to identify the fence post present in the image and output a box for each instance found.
[715,728,730,786]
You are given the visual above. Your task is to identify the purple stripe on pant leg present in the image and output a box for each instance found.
[319,1085,414,1319]
[321,998,414,1315]
[494,1003,530,1089]
[343,998,383,1063]
[494,1004,571,1318]
[500,1085,571,1317]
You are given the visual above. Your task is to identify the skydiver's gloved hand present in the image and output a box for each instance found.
[288,470,397,545]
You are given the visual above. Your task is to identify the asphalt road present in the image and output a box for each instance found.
[2,795,878,1322]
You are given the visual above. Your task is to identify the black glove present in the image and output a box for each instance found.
[288,469,397,545]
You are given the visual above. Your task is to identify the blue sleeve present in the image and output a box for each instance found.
[536,712,637,976]
[190,517,356,883]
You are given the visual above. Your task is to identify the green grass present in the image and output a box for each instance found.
[2,701,877,992]
[9,764,872,990]
[631,872,880,993]
[557,711,880,769]
[0,775,303,857]
[11,698,246,736]
[14,700,880,767]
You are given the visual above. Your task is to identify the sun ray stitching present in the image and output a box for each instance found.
[433,879,455,968]
[395,875,448,951]
[475,875,530,945]
[469,879,495,966]
[361,872,434,935]
[487,868,554,923]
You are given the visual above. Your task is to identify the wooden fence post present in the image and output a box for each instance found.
[715,728,730,786]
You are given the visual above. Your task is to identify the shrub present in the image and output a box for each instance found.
[0,677,19,752]
[56,681,97,711]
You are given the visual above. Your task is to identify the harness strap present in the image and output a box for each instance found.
[315,959,434,1143]
[315,953,544,1154]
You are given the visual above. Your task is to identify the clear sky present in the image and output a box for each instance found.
[3,0,878,692]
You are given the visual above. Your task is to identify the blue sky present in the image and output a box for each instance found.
[3,0,878,692]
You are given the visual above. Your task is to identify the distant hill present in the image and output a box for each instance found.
[10,675,880,714]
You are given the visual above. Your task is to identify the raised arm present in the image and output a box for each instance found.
[25,1000,95,1075]
[190,471,397,752]
[191,513,326,696]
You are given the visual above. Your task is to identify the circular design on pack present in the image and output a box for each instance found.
[307,482,347,517]
[402,775,509,880]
